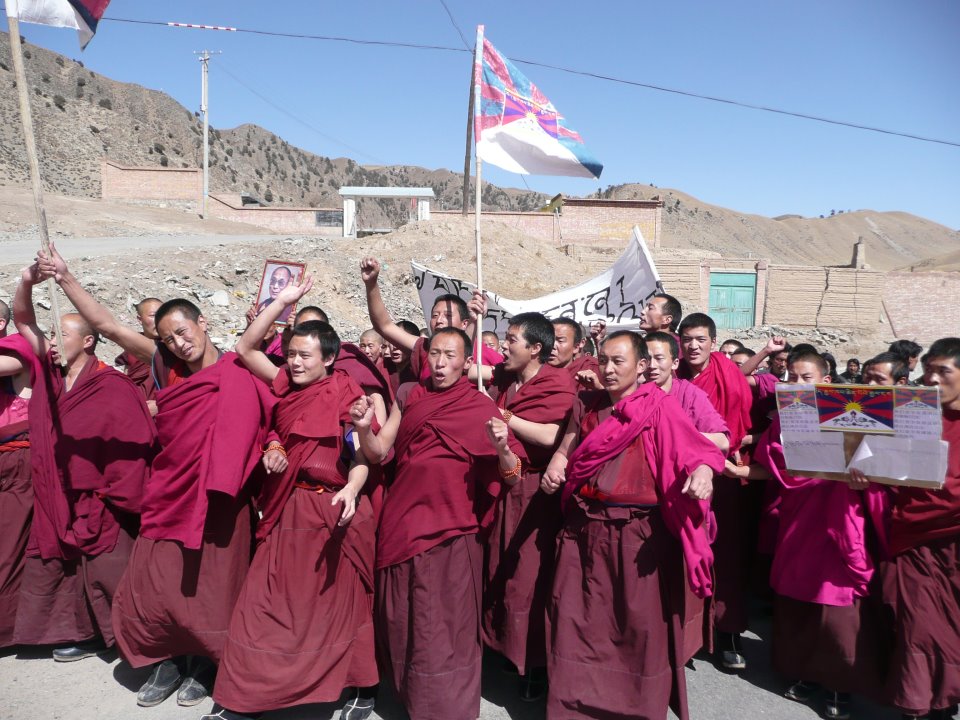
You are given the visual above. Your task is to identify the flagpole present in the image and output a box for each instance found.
[5,0,66,365]
[472,25,484,390]
[461,66,474,217]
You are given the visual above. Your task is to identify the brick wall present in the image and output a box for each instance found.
[882,272,960,341]
[207,194,342,235]
[101,159,201,203]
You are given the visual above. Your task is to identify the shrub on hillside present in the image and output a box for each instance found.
[52,95,66,111]
[98,98,112,109]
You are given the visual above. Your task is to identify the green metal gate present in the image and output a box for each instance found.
[708,272,756,330]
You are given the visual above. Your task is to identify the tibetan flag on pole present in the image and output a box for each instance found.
[473,28,602,179]
[8,0,111,49]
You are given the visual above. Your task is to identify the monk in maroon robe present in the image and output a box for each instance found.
[677,312,753,670]
[212,279,380,720]
[482,313,576,698]
[38,244,274,708]
[353,327,523,720]
[114,297,162,408]
[542,331,724,720]
[11,273,155,661]
[0,320,38,649]
[548,317,599,380]
[875,338,960,719]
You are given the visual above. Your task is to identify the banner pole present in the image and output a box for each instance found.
[472,25,484,390]
[5,2,67,366]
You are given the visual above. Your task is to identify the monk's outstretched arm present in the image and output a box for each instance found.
[740,336,786,381]
[360,257,418,354]
[703,432,730,454]
[351,396,400,464]
[541,412,580,495]
[36,244,154,364]
[236,275,312,383]
[0,354,25,377]
[12,265,50,358]
[504,415,563,448]
[331,449,369,527]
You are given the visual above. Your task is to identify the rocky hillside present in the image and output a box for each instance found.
[0,31,545,226]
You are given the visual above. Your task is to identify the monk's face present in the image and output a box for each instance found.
[502,324,541,373]
[639,298,670,332]
[358,332,384,363]
[923,355,960,410]
[730,352,752,370]
[549,323,579,368]
[644,340,678,389]
[863,362,903,386]
[287,334,332,385]
[137,300,161,340]
[599,337,647,398]
[769,351,790,377]
[51,316,94,366]
[482,334,500,352]
[787,360,829,385]
[427,332,471,390]
[157,311,209,364]
[430,300,466,332]
[268,267,293,299]
[719,342,741,359]
[385,341,409,365]
[680,326,715,371]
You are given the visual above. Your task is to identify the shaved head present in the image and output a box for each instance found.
[0,299,9,324]
[63,312,97,342]
[136,297,162,313]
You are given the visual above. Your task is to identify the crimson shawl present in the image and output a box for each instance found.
[564,384,725,597]
[564,354,599,378]
[29,353,156,559]
[115,348,157,401]
[138,352,275,549]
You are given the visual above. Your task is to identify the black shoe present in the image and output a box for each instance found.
[52,639,107,662]
[519,668,547,703]
[136,659,184,707]
[340,694,376,720]
[177,657,216,706]
[200,705,260,720]
[718,632,746,671]
[824,691,851,720]
[784,680,818,704]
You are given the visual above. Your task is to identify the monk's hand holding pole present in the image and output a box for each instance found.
[467,289,488,327]
[541,452,568,495]
[35,241,67,281]
[682,464,714,501]
[846,467,871,491]
[487,417,522,486]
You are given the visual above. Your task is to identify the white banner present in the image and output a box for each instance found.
[412,226,662,336]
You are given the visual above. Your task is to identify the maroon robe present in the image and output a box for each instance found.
[483,363,576,674]
[112,351,274,667]
[0,334,37,647]
[881,408,960,715]
[563,353,599,378]
[215,370,376,712]
[14,353,154,647]
[547,386,725,720]
[376,377,505,720]
[679,351,754,636]
[115,348,157,402]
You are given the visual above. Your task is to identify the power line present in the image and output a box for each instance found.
[102,15,960,149]
[437,0,470,51]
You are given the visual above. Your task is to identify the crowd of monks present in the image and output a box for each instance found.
[1,243,959,720]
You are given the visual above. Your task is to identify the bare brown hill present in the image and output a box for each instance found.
[595,184,960,271]
[0,31,545,228]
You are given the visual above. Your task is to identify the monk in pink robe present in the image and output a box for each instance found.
[212,284,380,720]
[543,331,724,720]
[0,328,38,648]
[482,313,576,696]
[354,327,523,720]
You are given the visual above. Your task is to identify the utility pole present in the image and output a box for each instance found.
[193,50,221,218]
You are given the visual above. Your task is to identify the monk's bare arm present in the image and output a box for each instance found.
[332,447,370,527]
[703,432,730,454]
[37,246,153,363]
[12,267,50,358]
[237,275,314,384]
[360,257,417,354]
[466,361,494,383]
[0,354,25,377]
[351,396,401,464]
[505,416,563,448]
[541,413,580,494]
[740,336,786,379]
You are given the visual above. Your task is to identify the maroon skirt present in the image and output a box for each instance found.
[214,487,377,712]
[0,445,32,647]
[377,533,483,720]
[547,498,699,720]
[111,495,253,667]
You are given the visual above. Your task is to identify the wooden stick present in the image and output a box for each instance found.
[6,12,67,365]
[461,63,474,216]
[472,26,484,390]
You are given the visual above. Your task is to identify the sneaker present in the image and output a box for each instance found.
[339,695,376,720]
[177,657,216,706]
[824,691,851,720]
[137,659,184,707]
[719,632,746,671]
[52,639,107,662]
[784,680,818,704]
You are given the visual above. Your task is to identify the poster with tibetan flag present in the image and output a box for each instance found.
[473,27,602,179]
[8,0,111,49]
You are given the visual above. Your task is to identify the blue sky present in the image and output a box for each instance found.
[4,1,958,228]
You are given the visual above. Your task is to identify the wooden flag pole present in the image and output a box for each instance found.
[461,66,474,216]
[6,3,67,365]
[472,25,484,390]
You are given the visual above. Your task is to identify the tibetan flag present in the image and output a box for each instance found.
[8,0,111,49]
[473,28,602,179]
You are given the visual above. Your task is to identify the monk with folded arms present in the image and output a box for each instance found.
[352,327,522,720]
[541,330,724,720]
[36,244,275,708]
[0,298,38,649]
[11,264,155,662]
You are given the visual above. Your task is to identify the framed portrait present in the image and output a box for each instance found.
[255,260,306,326]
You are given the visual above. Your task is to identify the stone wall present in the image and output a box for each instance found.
[100,159,201,204]
[882,271,960,341]
[207,194,341,235]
